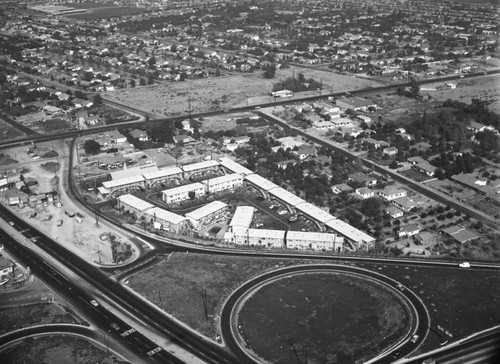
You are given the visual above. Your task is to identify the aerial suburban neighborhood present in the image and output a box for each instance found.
[0,0,499,364]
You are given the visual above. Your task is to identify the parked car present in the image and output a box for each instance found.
[277,210,287,215]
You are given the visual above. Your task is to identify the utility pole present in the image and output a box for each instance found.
[288,337,302,364]
[96,245,102,264]
[201,289,209,321]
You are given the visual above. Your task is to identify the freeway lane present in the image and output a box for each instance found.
[404,329,500,364]
[0,229,183,364]
[0,205,237,364]
[220,264,430,364]
[0,69,499,149]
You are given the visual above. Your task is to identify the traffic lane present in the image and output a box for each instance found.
[0,230,183,364]
[221,264,429,364]
[1,207,235,364]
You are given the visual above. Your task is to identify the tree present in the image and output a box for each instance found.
[83,140,101,155]
[263,65,276,79]
[188,191,195,200]
[93,94,103,105]
[410,77,420,98]
[361,197,383,217]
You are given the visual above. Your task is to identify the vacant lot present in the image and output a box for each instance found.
[238,272,411,364]
[426,74,500,113]
[126,253,304,339]
[103,68,377,117]
[0,303,84,335]
[365,262,500,357]
[0,336,129,364]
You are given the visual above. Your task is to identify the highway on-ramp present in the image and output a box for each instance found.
[220,264,430,364]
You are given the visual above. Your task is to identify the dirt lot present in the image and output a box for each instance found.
[0,141,138,266]
[424,74,500,113]
[103,67,377,117]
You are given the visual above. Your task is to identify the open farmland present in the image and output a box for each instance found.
[103,67,379,117]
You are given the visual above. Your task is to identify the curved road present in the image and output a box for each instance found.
[220,264,430,364]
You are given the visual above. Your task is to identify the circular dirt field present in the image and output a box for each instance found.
[237,272,412,364]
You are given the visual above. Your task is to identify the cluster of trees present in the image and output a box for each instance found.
[430,152,481,179]
[272,73,322,93]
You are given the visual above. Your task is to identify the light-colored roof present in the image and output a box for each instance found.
[229,206,255,228]
[144,207,186,225]
[268,187,304,207]
[162,182,205,196]
[143,166,183,180]
[287,231,343,243]
[295,202,335,224]
[185,200,227,221]
[110,166,159,180]
[218,157,254,176]
[102,175,145,189]
[379,187,406,196]
[325,219,375,244]
[117,194,153,211]
[248,228,286,239]
[203,173,242,185]
[244,173,278,191]
[181,160,219,172]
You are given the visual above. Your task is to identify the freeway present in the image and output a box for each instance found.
[220,264,429,364]
[0,227,183,364]
[403,328,500,364]
[0,204,237,364]
[0,69,499,150]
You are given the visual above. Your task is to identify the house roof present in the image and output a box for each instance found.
[117,194,153,211]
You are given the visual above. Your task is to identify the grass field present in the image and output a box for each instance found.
[238,272,411,364]
[0,336,129,364]
[0,303,85,335]
[103,67,377,117]
[126,253,304,339]
[126,253,500,360]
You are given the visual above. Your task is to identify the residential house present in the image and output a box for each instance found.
[355,187,375,199]
[378,187,407,201]
[441,225,479,244]
[129,129,150,142]
[331,183,354,195]
[348,172,377,187]
[383,147,399,156]
[392,196,416,212]
[398,223,420,237]
[384,206,404,219]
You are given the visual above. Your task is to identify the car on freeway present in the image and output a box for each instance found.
[110,322,121,331]
[459,262,470,268]
[410,334,419,343]
[90,299,99,307]
[8,221,14,226]
[391,350,401,359]
[397,284,405,291]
